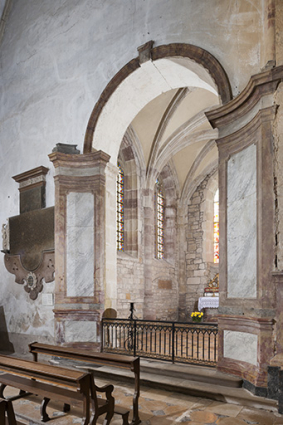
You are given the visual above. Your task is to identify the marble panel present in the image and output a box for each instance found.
[66,192,94,297]
[65,320,96,343]
[224,330,258,366]
[227,143,257,298]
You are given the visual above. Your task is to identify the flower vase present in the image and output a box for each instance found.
[192,317,202,323]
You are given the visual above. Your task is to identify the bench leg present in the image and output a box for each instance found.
[102,399,114,425]
[63,403,71,412]
[81,395,91,425]
[6,399,17,425]
[0,384,6,398]
[40,397,50,422]
[103,412,115,425]
[121,411,130,425]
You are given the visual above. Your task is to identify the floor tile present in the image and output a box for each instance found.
[207,401,244,417]
[189,410,219,423]
[237,406,277,425]
[216,417,248,425]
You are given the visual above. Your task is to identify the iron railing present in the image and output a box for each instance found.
[101,318,218,367]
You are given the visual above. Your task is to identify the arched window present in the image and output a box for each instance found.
[213,189,219,263]
[117,163,124,251]
[156,179,164,259]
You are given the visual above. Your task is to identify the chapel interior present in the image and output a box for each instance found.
[1,0,283,422]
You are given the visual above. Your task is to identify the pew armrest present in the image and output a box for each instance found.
[94,383,114,401]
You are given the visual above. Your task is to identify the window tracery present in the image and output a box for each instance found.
[156,179,164,259]
[117,163,124,251]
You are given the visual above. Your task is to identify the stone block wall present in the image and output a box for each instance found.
[185,172,219,316]
[151,260,178,321]
[117,254,144,318]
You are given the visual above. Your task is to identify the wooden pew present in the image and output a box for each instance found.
[0,398,26,425]
[0,354,114,425]
[29,342,141,425]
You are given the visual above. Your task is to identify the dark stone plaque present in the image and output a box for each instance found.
[9,207,54,271]
[20,185,46,214]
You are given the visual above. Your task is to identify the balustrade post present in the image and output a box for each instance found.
[101,319,104,352]
[172,323,175,364]
[133,320,137,357]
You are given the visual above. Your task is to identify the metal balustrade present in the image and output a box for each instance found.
[101,318,218,367]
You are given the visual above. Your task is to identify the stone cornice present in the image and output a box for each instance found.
[272,271,283,284]
[12,166,49,184]
[216,105,277,153]
[206,66,283,129]
[49,150,110,170]
[218,315,274,332]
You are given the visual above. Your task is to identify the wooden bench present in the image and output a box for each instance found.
[0,354,114,425]
[29,342,141,425]
[0,398,26,425]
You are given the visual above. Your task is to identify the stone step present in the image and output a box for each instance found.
[75,359,277,412]
[140,359,242,388]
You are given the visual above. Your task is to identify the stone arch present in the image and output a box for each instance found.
[84,43,232,155]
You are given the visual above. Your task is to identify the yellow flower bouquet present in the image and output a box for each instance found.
[191,311,204,323]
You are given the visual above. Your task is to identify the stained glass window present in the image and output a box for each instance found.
[156,179,164,259]
[117,164,124,251]
[214,189,219,263]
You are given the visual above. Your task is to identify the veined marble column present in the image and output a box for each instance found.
[49,150,110,348]
[206,66,283,394]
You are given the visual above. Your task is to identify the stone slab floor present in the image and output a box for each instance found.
[4,378,283,425]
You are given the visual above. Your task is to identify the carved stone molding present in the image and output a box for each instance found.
[12,166,49,214]
[206,65,283,129]
[1,221,9,252]
[4,250,55,300]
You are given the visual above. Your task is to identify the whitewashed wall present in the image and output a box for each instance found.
[0,0,264,350]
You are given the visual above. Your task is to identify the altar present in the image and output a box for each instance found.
[198,296,219,311]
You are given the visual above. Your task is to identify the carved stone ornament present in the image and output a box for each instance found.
[2,221,10,252]
[24,271,44,300]
[4,250,55,300]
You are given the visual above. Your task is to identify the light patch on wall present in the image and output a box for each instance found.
[227,143,257,298]
[224,330,258,366]
[66,192,95,297]
[65,321,96,343]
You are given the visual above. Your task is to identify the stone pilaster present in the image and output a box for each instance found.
[206,66,283,390]
[143,188,156,320]
[49,150,110,348]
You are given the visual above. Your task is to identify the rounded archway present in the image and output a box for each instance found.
[85,42,232,320]
[84,43,232,160]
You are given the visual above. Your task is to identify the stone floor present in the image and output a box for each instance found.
[4,377,283,425]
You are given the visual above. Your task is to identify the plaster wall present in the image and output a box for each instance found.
[0,0,5,17]
[0,0,266,348]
